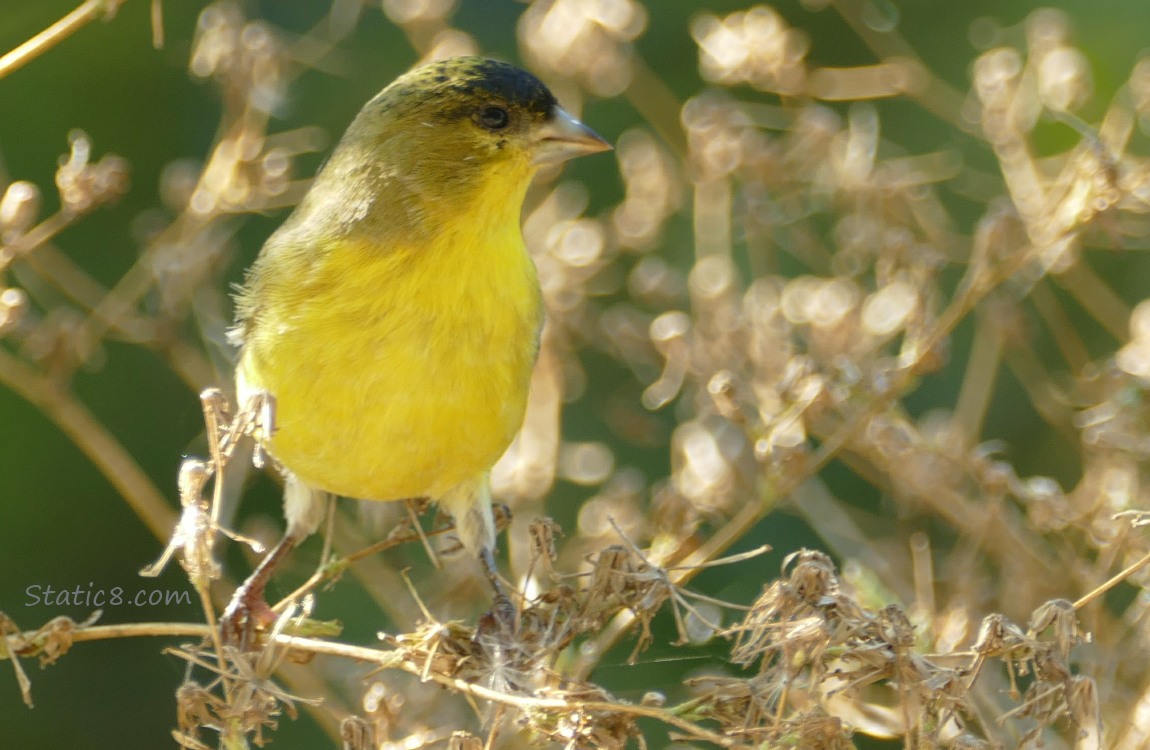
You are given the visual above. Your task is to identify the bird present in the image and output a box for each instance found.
[219,56,610,642]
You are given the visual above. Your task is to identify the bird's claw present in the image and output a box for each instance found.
[218,582,277,650]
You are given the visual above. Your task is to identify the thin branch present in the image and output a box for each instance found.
[1074,546,1150,611]
[5,620,739,748]
[0,0,127,80]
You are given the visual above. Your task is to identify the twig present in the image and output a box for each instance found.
[287,636,740,748]
[5,620,739,748]
[1074,547,1150,611]
[0,0,127,80]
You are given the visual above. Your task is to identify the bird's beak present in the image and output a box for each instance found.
[532,105,612,166]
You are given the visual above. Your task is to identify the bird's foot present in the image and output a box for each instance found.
[474,592,524,691]
[217,533,299,650]
[474,548,519,659]
[218,580,278,650]
[477,592,517,640]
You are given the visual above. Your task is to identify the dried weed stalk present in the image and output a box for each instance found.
[6,1,1150,748]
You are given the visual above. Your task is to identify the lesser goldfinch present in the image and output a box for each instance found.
[220,57,610,639]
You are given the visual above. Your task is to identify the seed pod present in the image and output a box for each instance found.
[0,181,40,237]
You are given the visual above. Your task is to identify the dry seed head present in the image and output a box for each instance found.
[1067,675,1100,737]
[548,218,607,270]
[784,103,842,168]
[577,479,646,541]
[706,369,743,422]
[421,28,480,61]
[382,0,457,25]
[175,681,218,735]
[0,181,40,238]
[190,2,244,78]
[759,411,808,462]
[1037,46,1091,112]
[1130,56,1150,118]
[518,0,647,96]
[865,413,919,467]
[1095,460,1138,512]
[0,287,29,336]
[878,604,916,649]
[55,132,129,216]
[691,6,809,95]
[1025,8,1073,52]
[1021,474,1066,512]
[1117,300,1150,379]
[611,129,683,249]
[177,458,211,508]
[558,441,614,485]
[830,103,880,189]
[528,517,562,564]
[584,545,635,604]
[970,451,1021,497]
[339,715,376,750]
[783,549,836,604]
[159,160,202,211]
[191,4,287,116]
[682,93,751,181]
[672,420,735,505]
[809,278,860,331]
[1027,599,1083,660]
[972,612,1026,657]
[973,47,1023,113]
[861,277,918,337]
[627,255,686,307]
[794,711,853,749]
[781,275,837,326]
[446,731,482,750]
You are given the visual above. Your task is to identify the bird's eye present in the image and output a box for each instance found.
[478,106,510,131]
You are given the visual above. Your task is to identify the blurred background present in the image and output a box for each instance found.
[5,0,1150,748]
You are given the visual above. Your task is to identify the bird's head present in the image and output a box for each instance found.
[292,57,610,241]
[376,56,611,169]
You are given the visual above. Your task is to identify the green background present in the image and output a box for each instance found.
[2,1,1149,747]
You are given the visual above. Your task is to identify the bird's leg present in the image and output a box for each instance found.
[474,543,524,695]
[219,474,326,649]
[477,545,518,643]
[439,479,518,642]
[219,532,299,649]
[480,545,507,599]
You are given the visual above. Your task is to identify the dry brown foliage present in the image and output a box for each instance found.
[5,1,1150,748]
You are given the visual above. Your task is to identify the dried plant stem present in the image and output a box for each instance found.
[1074,547,1150,611]
[1030,280,1091,373]
[6,621,737,748]
[192,580,233,704]
[75,215,221,351]
[6,618,343,743]
[1055,262,1131,341]
[297,637,738,748]
[270,511,456,622]
[951,314,1004,446]
[578,245,1029,679]
[14,620,208,645]
[0,0,125,80]
[1,212,77,265]
[625,53,688,159]
[829,0,968,129]
[19,246,217,389]
[0,347,174,540]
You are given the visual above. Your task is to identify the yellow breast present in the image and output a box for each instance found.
[237,179,542,501]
